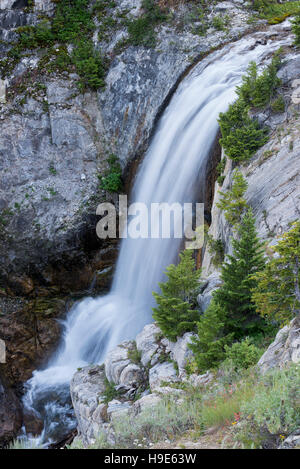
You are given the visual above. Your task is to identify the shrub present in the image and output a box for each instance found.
[103,377,122,404]
[216,170,248,227]
[99,154,123,192]
[206,235,225,267]
[201,379,255,429]
[216,157,226,186]
[218,52,283,161]
[127,0,166,47]
[271,96,285,113]
[189,299,234,373]
[237,53,282,109]
[237,365,300,447]
[218,99,269,162]
[252,220,300,324]
[223,338,263,370]
[292,12,300,45]
[71,40,105,90]
[152,250,201,341]
[127,343,142,365]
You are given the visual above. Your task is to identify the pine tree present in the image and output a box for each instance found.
[189,299,234,373]
[214,208,266,338]
[252,221,300,324]
[217,170,248,227]
[152,250,200,341]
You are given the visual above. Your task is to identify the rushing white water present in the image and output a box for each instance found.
[22,25,292,444]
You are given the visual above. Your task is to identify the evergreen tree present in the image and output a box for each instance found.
[189,299,233,373]
[252,221,300,324]
[217,170,248,227]
[214,208,266,338]
[152,250,200,341]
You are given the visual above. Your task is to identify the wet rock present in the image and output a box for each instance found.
[0,372,22,448]
[23,408,44,437]
[0,296,65,385]
[7,275,34,296]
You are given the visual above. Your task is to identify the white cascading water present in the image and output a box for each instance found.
[22,24,292,445]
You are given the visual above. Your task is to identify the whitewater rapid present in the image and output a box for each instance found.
[22,24,292,444]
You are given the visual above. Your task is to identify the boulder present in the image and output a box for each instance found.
[70,365,108,445]
[197,272,222,312]
[182,371,214,387]
[131,393,162,416]
[107,399,131,420]
[165,332,196,375]
[136,323,161,367]
[258,319,300,374]
[104,340,145,388]
[149,362,179,391]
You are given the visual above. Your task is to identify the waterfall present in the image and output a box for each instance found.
[22,25,291,445]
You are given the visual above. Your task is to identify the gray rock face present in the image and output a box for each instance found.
[0,0,254,290]
[136,323,161,367]
[104,340,145,388]
[258,319,300,374]
[164,332,196,375]
[197,272,222,312]
[70,365,108,445]
[149,361,179,390]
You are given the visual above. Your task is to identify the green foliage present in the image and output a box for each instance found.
[224,338,263,370]
[152,250,200,341]
[71,40,105,90]
[237,54,282,109]
[52,0,94,43]
[212,14,230,31]
[127,343,142,365]
[206,235,225,267]
[189,299,234,373]
[214,208,266,339]
[218,99,269,162]
[251,0,300,24]
[127,0,166,47]
[218,52,283,161]
[252,221,300,324]
[103,377,122,404]
[292,12,300,45]
[99,154,123,192]
[237,365,300,447]
[271,95,285,113]
[1,0,105,90]
[216,157,226,186]
[216,170,248,227]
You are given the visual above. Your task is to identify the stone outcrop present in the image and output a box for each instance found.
[0,0,255,292]
[257,318,300,374]
[70,322,199,445]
